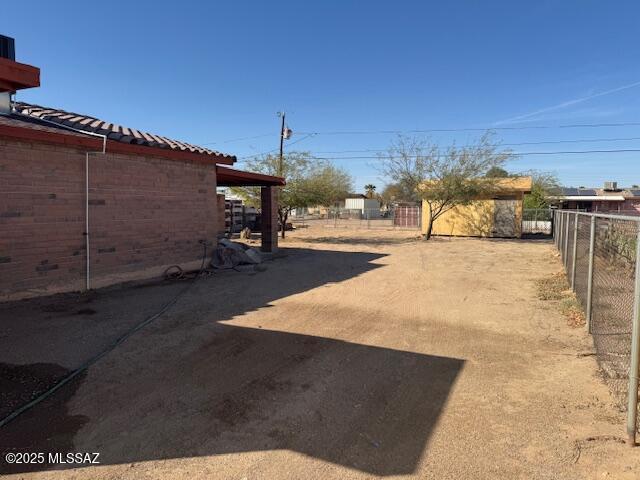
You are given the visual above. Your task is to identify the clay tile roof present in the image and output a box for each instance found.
[13,102,235,162]
[0,113,99,140]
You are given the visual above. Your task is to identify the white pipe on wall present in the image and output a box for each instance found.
[84,137,107,290]
[11,110,107,291]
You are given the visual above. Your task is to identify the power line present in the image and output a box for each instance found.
[200,133,274,146]
[309,136,640,154]
[239,133,317,160]
[284,132,317,148]
[294,121,640,136]
[299,148,640,162]
[201,121,640,148]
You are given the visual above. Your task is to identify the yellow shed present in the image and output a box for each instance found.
[421,177,532,238]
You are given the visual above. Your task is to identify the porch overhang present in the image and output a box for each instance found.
[216,166,285,187]
[216,166,283,253]
[550,195,626,202]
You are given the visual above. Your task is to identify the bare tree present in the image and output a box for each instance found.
[378,132,515,239]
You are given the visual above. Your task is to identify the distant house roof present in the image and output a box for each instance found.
[560,187,598,197]
[345,193,368,199]
[11,102,236,163]
[555,186,640,201]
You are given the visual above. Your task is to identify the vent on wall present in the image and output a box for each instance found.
[0,35,15,60]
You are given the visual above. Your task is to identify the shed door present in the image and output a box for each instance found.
[493,200,517,237]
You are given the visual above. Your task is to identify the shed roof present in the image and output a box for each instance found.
[419,176,532,195]
[491,176,533,192]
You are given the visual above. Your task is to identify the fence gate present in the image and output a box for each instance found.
[393,206,421,228]
[522,208,552,235]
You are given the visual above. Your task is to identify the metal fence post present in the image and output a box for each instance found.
[557,211,562,249]
[560,211,566,256]
[586,216,596,333]
[556,211,561,248]
[571,213,579,289]
[560,212,567,253]
[564,212,570,268]
[626,225,640,447]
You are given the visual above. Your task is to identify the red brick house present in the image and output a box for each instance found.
[0,37,283,300]
[554,182,640,213]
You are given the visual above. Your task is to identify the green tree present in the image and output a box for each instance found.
[485,166,511,178]
[522,171,560,209]
[231,152,352,238]
[364,184,377,198]
[378,132,515,239]
[379,182,417,207]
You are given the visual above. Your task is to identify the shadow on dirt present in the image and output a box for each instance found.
[0,247,463,476]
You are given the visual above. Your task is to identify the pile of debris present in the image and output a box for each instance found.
[211,239,263,270]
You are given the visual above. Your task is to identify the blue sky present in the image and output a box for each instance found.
[5,1,640,191]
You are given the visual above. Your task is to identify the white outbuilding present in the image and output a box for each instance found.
[344,195,381,218]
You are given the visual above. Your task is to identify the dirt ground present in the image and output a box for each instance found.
[1,224,639,479]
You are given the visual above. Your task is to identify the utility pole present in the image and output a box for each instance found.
[278,111,286,177]
[277,111,292,177]
[276,111,292,239]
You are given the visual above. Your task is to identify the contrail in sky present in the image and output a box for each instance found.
[495,80,640,125]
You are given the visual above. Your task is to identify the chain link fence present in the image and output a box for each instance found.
[554,210,640,445]
[292,207,422,230]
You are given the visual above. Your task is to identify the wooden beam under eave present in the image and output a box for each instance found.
[0,57,40,93]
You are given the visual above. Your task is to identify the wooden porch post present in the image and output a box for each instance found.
[261,186,278,252]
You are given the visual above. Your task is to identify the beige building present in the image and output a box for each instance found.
[421,177,532,238]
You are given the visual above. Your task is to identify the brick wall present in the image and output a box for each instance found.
[0,138,219,300]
